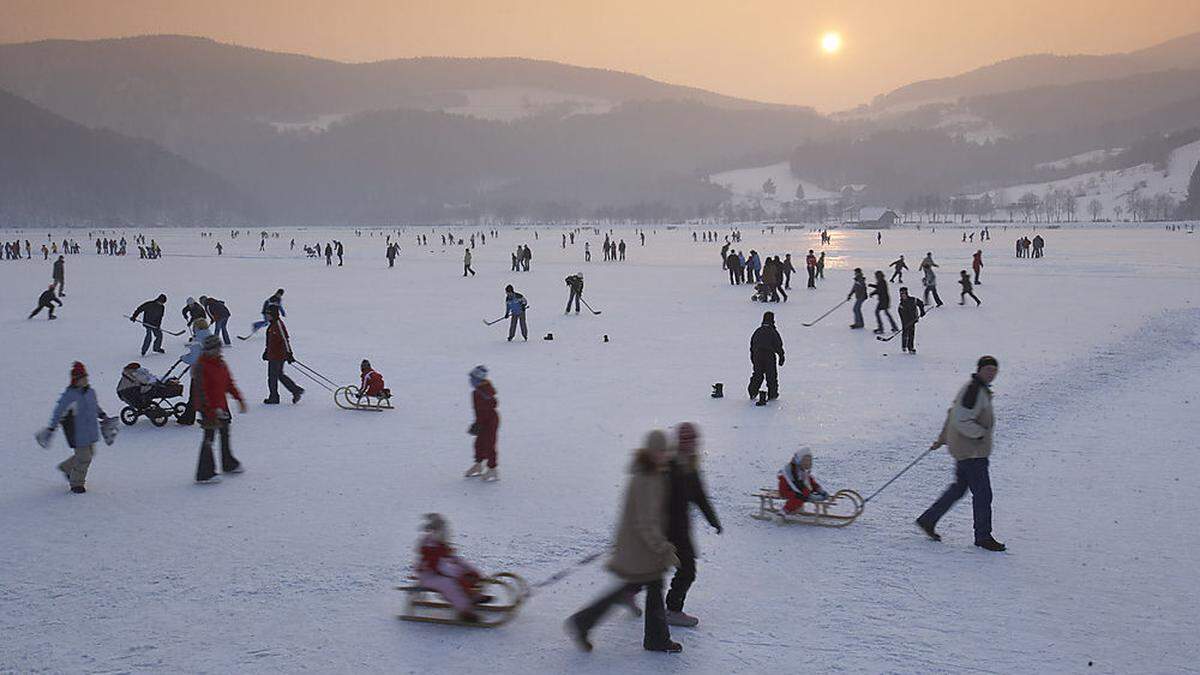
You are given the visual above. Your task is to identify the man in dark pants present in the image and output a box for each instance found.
[748,312,785,400]
[131,294,168,354]
[664,423,722,627]
[564,273,584,314]
[263,308,304,404]
[916,356,1005,551]
[896,287,926,354]
[201,296,232,345]
[847,268,867,328]
[52,255,66,296]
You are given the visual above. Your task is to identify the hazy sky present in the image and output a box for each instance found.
[2,0,1198,111]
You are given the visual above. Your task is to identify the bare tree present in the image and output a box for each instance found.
[762,178,777,197]
[1088,198,1103,221]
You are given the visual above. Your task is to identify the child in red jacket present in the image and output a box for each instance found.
[358,359,387,398]
[415,513,489,622]
[465,365,499,481]
[777,450,829,514]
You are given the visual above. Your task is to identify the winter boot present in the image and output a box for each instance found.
[915,518,941,542]
[263,398,280,405]
[755,391,768,406]
[975,537,1006,552]
[70,485,86,494]
[666,610,699,627]
[196,475,222,485]
[564,616,593,652]
[464,462,483,478]
[644,640,683,653]
[292,388,304,404]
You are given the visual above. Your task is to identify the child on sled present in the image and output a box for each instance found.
[415,513,491,622]
[358,359,388,400]
[778,450,829,514]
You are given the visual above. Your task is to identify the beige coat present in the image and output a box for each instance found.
[606,461,677,583]
[936,376,995,461]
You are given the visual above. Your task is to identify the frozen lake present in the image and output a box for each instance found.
[1,224,1198,673]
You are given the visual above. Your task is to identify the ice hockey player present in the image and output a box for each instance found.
[358,359,387,400]
[777,451,828,514]
[130,294,168,354]
[503,285,528,342]
[40,362,111,493]
[748,311,785,401]
[870,271,898,334]
[182,297,208,337]
[889,255,907,282]
[28,284,62,320]
[465,365,500,481]
[959,271,981,306]
[194,335,246,484]
[896,287,926,354]
[249,289,285,335]
[414,513,492,623]
[564,273,584,314]
[200,296,232,345]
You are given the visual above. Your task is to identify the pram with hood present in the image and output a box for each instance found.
[117,361,187,426]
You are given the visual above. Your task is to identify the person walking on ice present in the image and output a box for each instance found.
[916,356,1005,552]
[972,250,984,284]
[663,422,722,628]
[566,430,682,654]
[503,285,528,342]
[262,307,303,404]
[194,335,246,483]
[52,255,65,297]
[564,273,584,314]
[463,248,475,277]
[748,311,785,401]
[464,365,499,482]
[959,271,981,306]
[38,362,112,493]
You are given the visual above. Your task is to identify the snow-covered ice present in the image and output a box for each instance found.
[1,225,1198,673]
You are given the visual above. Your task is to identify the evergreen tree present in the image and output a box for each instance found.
[1182,160,1200,218]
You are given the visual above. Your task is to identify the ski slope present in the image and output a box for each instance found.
[1,225,1198,673]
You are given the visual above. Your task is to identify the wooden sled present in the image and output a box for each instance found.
[334,385,394,411]
[396,572,528,628]
[750,488,864,527]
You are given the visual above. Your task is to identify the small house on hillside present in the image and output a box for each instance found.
[843,207,900,229]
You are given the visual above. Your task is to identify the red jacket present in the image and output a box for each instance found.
[472,380,498,428]
[196,354,243,416]
[806,254,817,270]
[265,319,293,361]
[972,253,983,271]
[361,369,385,396]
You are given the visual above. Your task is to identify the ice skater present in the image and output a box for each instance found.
[889,255,907,282]
[870,271,898,334]
[896,287,926,354]
[28,284,62,320]
[564,273,584,314]
[194,335,246,483]
[959,271,981,306]
[39,362,111,493]
[464,365,499,481]
[847,268,867,329]
[503,285,528,342]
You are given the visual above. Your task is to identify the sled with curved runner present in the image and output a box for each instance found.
[750,488,864,527]
[396,572,528,627]
[333,384,393,411]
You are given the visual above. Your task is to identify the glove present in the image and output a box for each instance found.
[777,354,785,366]
[286,353,295,364]
[35,427,54,449]
[129,316,136,322]
[467,422,480,436]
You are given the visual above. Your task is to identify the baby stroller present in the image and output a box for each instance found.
[117,361,188,427]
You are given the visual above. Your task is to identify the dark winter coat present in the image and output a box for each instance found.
[565,275,584,293]
[203,298,230,321]
[182,301,206,324]
[726,253,741,270]
[869,281,891,307]
[261,295,284,318]
[665,459,721,555]
[132,299,165,326]
[750,324,784,363]
[898,296,926,325]
[848,278,868,300]
[37,289,61,307]
[52,259,64,280]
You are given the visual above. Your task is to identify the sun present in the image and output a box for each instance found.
[820,31,843,55]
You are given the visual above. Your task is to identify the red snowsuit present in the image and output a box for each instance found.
[360,369,385,396]
[472,380,499,468]
[778,466,823,514]
[416,535,482,612]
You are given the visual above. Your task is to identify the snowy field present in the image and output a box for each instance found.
[1,225,1198,674]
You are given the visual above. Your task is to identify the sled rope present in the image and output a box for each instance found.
[291,360,339,393]
[863,446,938,503]
[529,551,605,592]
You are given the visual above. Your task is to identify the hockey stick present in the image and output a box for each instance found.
[863,445,938,504]
[800,299,848,327]
[124,315,186,336]
[483,316,507,326]
[876,329,903,342]
[580,298,602,315]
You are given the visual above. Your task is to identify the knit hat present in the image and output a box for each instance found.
[469,365,488,385]
[70,361,87,381]
[193,318,209,330]
[644,429,668,454]
[422,513,447,538]
[977,355,999,370]
[186,296,195,305]
[202,335,222,353]
[361,359,372,371]
[792,448,812,465]
[762,311,775,325]
[676,422,699,453]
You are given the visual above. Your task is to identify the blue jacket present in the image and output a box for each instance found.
[748,253,761,272]
[261,296,285,318]
[47,386,106,448]
[181,327,212,366]
[505,293,528,316]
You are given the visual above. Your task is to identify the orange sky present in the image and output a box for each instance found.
[2,0,1198,111]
